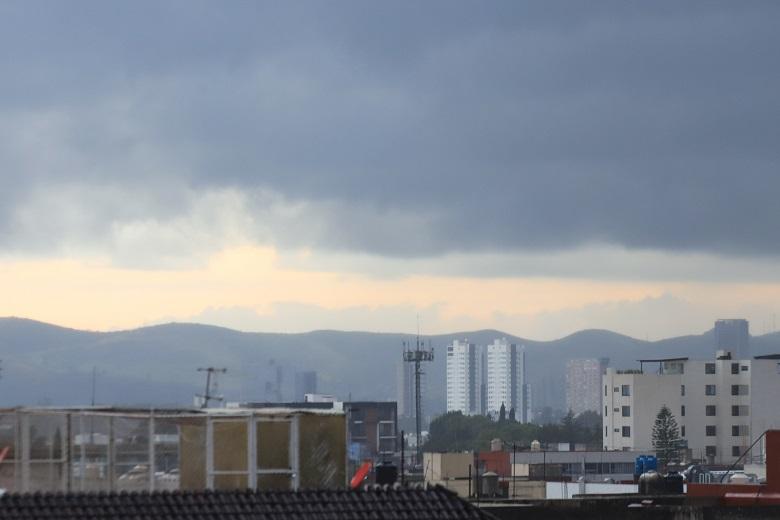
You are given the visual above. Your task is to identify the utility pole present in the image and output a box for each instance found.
[91,366,97,406]
[197,367,227,408]
[402,333,433,470]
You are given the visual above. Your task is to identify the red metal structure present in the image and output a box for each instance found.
[350,461,372,490]
[688,430,780,506]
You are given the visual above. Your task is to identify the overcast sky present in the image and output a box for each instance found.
[1,2,779,339]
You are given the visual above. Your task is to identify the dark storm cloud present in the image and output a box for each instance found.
[1,1,779,257]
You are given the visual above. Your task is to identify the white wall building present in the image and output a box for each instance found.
[446,340,483,415]
[485,338,526,421]
[566,358,609,416]
[603,352,780,464]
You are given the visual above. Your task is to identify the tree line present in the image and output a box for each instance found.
[424,409,602,452]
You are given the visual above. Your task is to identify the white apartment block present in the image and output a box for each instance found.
[566,358,609,416]
[603,352,780,464]
[446,340,483,415]
[485,339,526,420]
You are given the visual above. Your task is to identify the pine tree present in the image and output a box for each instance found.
[652,405,681,468]
[498,402,506,422]
[508,407,516,422]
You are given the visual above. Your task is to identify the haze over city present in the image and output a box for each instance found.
[1,2,780,341]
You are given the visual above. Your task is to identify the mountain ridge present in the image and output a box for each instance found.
[2,317,779,413]
[0,316,722,343]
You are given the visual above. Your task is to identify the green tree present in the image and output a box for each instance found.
[561,410,576,444]
[652,405,681,467]
[573,410,602,443]
[498,403,506,422]
[424,408,603,453]
[508,407,516,422]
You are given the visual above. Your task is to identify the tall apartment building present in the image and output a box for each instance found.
[485,339,527,421]
[566,358,609,416]
[714,319,750,359]
[603,351,780,464]
[294,371,317,400]
[522,382,532,423]
[446,340,483,415]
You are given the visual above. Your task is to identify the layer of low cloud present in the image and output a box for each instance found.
[1,2,780,266]
[181,293,779,341]
[190,302,446,335]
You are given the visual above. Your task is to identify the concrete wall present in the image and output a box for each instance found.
[603,369,681,452]
[423,452,473,481]
[508,480,545,499]
[479,451,510,477]
[545,482,637,499]
[511,450,652,482]
[605,356,780,464]
[749,360,780,463]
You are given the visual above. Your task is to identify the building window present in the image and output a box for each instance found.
[614,407,619,412]
[681,385,685,396]
[732,425,748,437]
[706,425,717,436]
[731,405,749,417]
[621,385,631,397]
[622,406,631,417]
[379,438,396,454]
[705,384,717,396]
[741,365,748,372]
[705,405,717,417]
[681,405,686,417]
[681,425,686,437]
[706,446,717,457]
[614,428,620,433]
[614,386,619,393]
[705,363,716,374]
[605,406,608,416]
[605,385,608,396]
[732,446,742,457]
[378,421,395,436]
[731,385,749,396]
[731,363,740,375]
[622,426,631,438]
[605,426,608,437]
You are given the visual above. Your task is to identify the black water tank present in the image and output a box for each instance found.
[375,463,398,485]
[639,471,664,495]
[664,472,684,494]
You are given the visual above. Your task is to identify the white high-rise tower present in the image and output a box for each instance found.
[446,339,483,415]
[485,338,526,421]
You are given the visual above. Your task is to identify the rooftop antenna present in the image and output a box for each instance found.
[402,317,434,470]
[197,367,227,409]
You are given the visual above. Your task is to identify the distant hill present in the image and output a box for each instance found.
[1,317,779,414]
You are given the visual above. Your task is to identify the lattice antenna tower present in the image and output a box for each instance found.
[402,330,433,468]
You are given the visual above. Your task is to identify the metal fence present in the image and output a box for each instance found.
[0,408,346,493]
